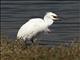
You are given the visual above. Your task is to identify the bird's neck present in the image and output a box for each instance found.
[44,16,54,27]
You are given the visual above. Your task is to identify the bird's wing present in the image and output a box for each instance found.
[24,18,46,33]
[17,18,47,40]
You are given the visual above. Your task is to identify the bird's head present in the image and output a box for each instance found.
[46,12,59,21]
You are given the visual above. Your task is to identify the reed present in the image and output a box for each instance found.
[1,35,80,60]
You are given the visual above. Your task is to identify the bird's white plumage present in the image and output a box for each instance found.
[17,18,48,40]
[17,12,58,41]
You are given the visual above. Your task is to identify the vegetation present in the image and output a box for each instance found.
[1,35,80,60]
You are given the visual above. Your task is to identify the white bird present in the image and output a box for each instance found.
[17,12,59,44]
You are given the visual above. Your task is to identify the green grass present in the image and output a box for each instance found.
[1,35,80,60]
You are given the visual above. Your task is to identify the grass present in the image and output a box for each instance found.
[0,35,80,60]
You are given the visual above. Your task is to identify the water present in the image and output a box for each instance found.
[1,1,80,45]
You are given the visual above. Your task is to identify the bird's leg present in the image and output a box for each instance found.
[24,39,32,46]
[47,28,51,33]
[24,40,27,45]
[30,37,34,43]
[31,32,41,45]
[30,36,37,45]
[31,38,34,43]
[44,28,51,34]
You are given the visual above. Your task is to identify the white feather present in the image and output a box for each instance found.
[17,12,58,41]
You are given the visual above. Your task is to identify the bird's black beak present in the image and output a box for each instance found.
[54,16,64,21]
[57,15,65,21]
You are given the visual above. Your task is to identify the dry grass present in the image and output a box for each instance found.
[0,35,80,60]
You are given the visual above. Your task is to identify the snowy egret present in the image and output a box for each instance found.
[17,12,59,44]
